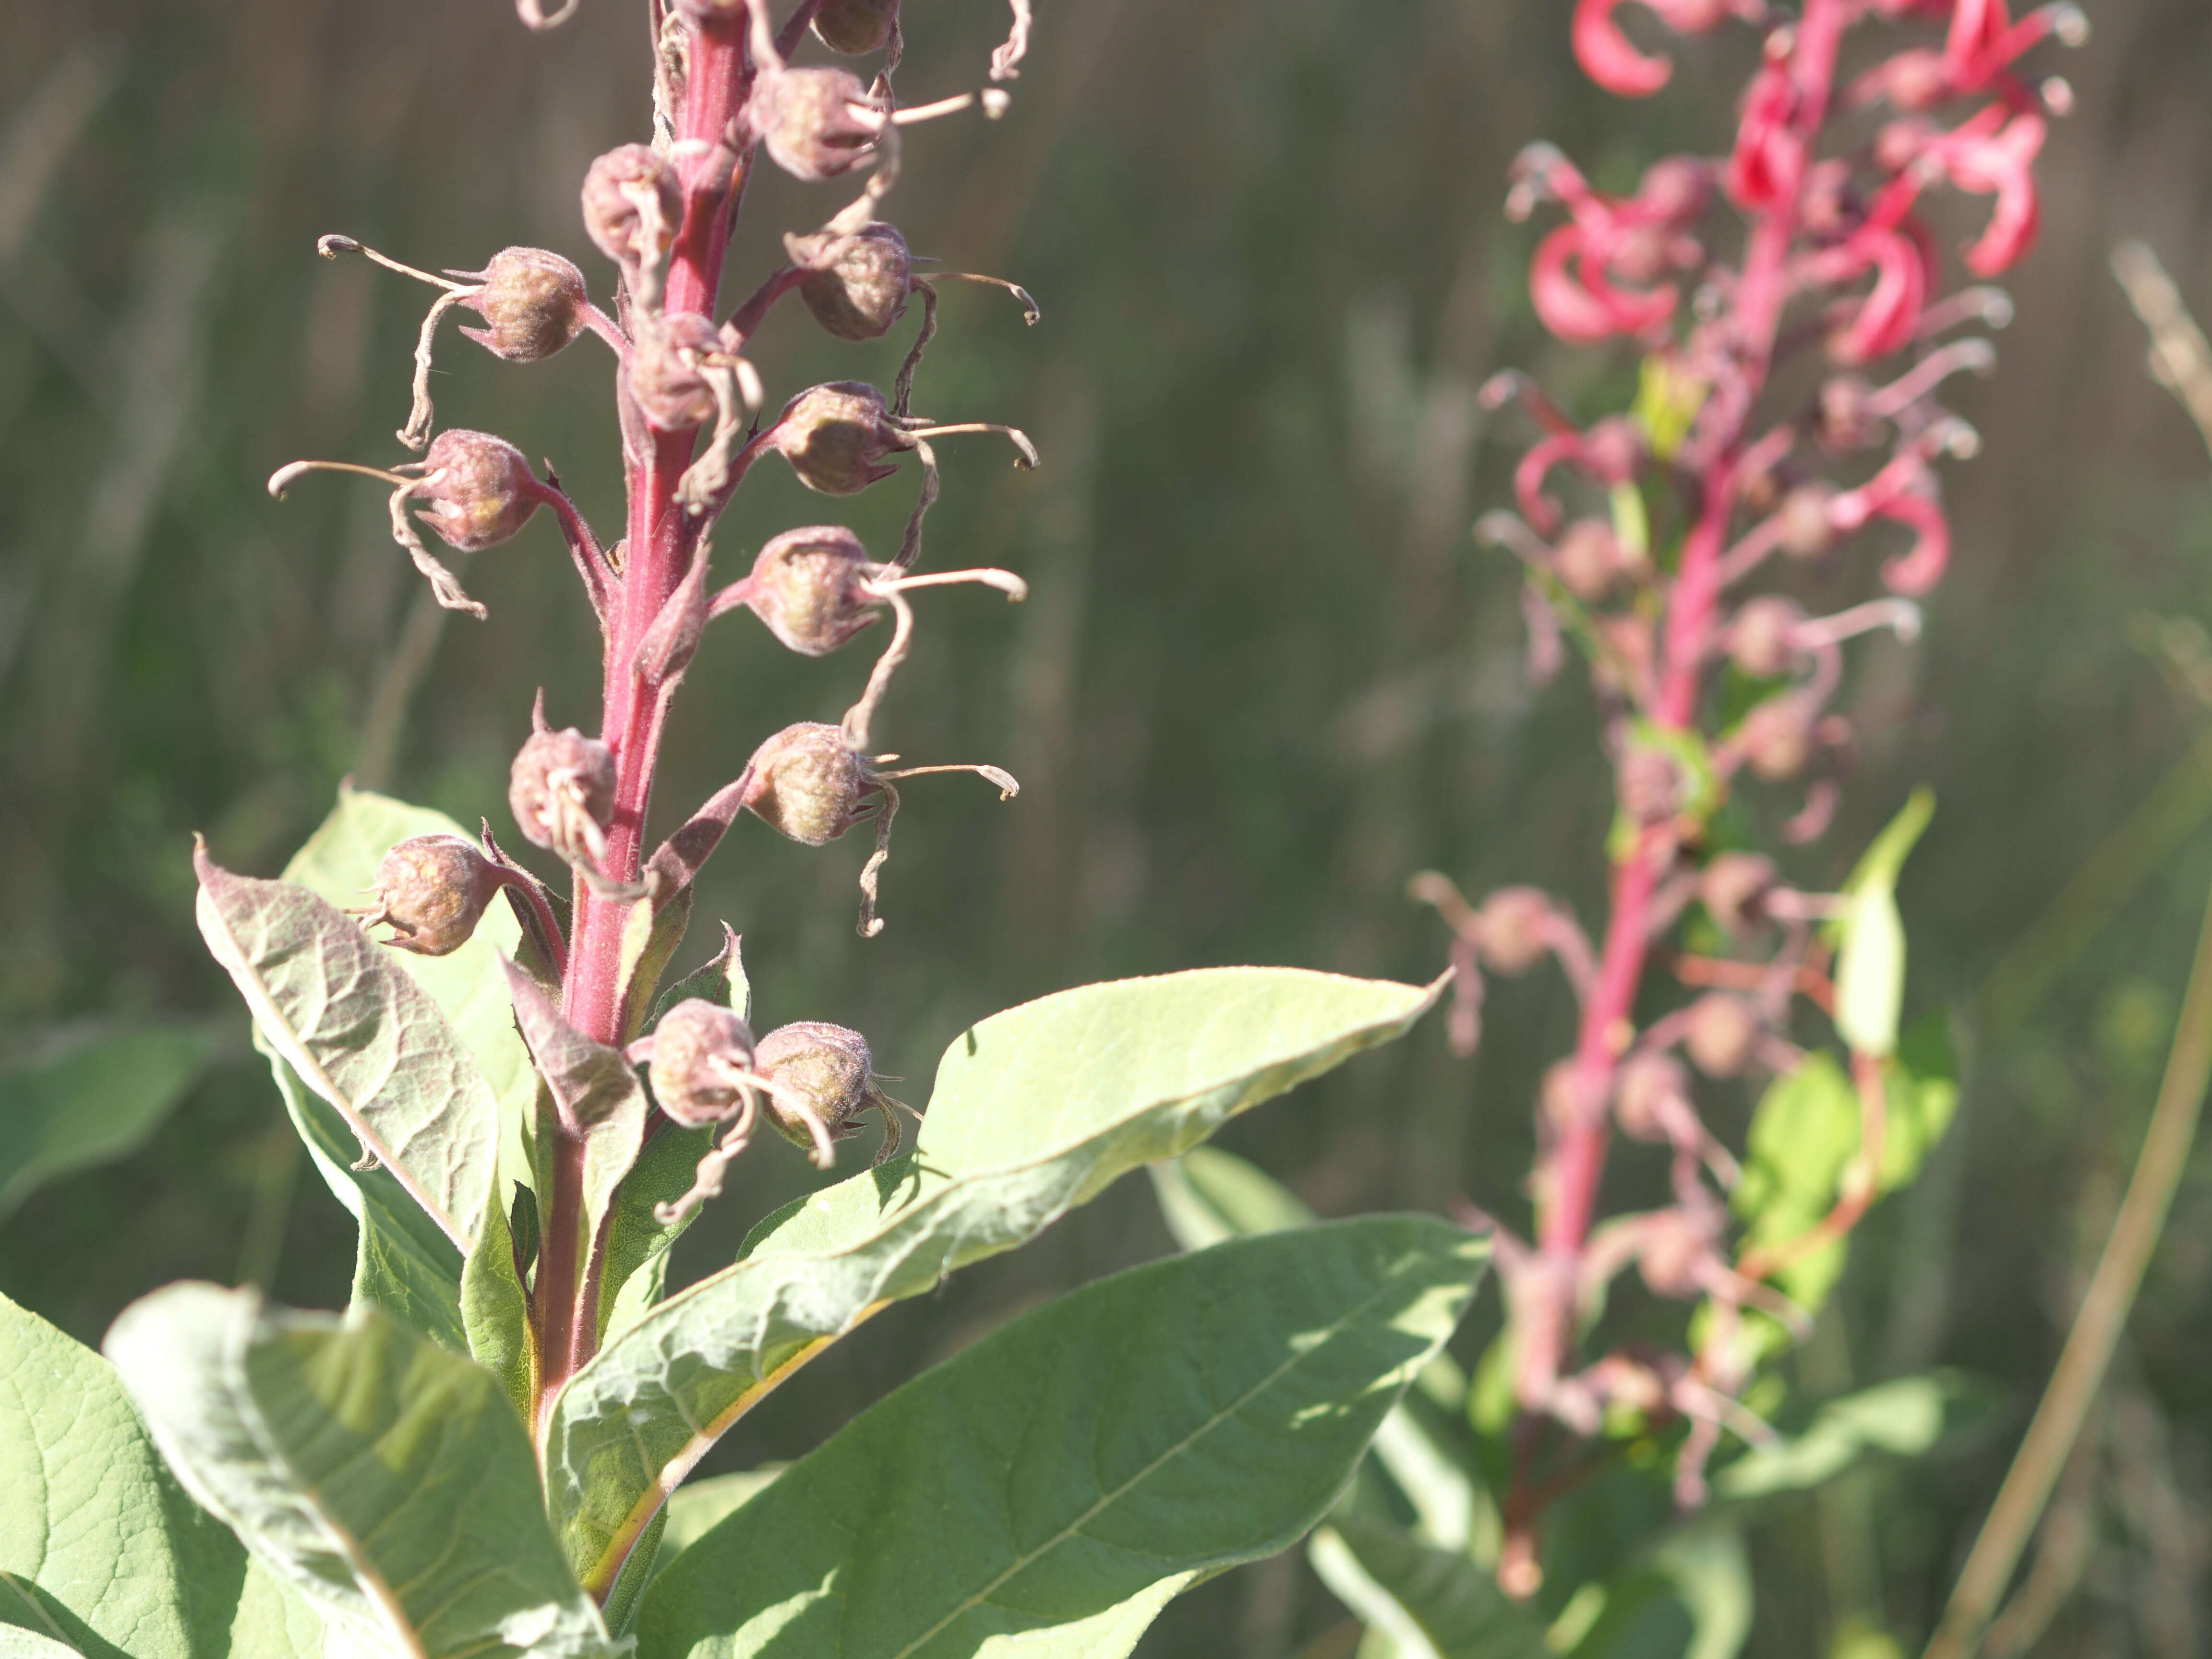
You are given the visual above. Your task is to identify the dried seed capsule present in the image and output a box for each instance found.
[510,719,618,866]
[754,1020,912,1166]
[582,144,683,269]
[785,222,914,341]
[1637,1208,1716,1299]
[1727,597,1804,678]
[1683,993,1758,1078]
[770,382,907,495]
[744,721,868,847]
[743,527,879,656]
[1699,852,1778,936]
[648,998,760,1127]
[413,430,543,551]
[356,835,503,957]
[461,247,589,362]
[1473,887,1553,975]
[1619,747,1687,825]
[750,66,885,182]
[1777,483,1838,558]
[740,720,1017,935]
[814,0,899,53]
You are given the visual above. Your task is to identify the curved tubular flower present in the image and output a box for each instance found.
[1430,0,2079,1593]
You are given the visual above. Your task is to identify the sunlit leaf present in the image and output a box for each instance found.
[0,1289,322,1659]
[1712,1372,1997,1502]
[1310,1513,1547,1659]
[106,1283,614,1659]
[547,968,1442,1593]
[1834,791,1933,1058]
[636,1218,1487,1658]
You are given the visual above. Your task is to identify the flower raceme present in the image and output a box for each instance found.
[1417,0,2080,1593]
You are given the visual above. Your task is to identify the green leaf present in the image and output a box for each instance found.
[194,846,498,1252]
[651,926,749,1031]
[597,1122,715,1346]
[1877,1014,1959,1194]
[105,1283,614,1659]
[547,967,1441,1593]
[0,1627,88,1658]
[1309,1513,1548,1659]
[1833,791,1933,1058]
[1711,1372,1996,1502]
[661,1470,785,1562]
[0,1023,220,1221]
[634,1216,1488,1659]
[1732,1054,1859,1310]
[1563,1527,1750,1659]
[461,1165,534,1425]
[618,887,694,1046]
[1149,1144,1317,1249]
[0,1289,322,1659]
[280,787,538,1168]
[264,1053,466,1353]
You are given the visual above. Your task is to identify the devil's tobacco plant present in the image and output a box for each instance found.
[0,7,1491,1659]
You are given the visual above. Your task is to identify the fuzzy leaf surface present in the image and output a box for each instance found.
[0,1023,220,1221]
[0,1290,321,1659]
[635,1217,1487,1659]
[547,967,1440,1587]
[195,849,498,1250]
[105,1284,613,1659]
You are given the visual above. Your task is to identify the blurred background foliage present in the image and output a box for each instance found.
[4,0,2212,1654]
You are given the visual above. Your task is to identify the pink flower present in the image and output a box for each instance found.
[1947,110,2047,274]
[1572,0,1746,97]
[1516,150,1707,347]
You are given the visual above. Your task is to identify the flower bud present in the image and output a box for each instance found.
[1553,517,1625,601]
[1614,1051,1690,1142]
[750,66,884,183]
[1727,597,1803,678]
[743,721,866,846]
[461,248,589,362]
[510,721,618,865]
[648,998,760,1128]
[582,144,683,268]
[358,835,502,957]
[1777,483,1838,558]
[743,527,878,656]
[1739,697,1816,781]
[1474,887,1553,975]
[785,222,913,341]
[1699,852,1777,936]
[814,0,899,53]
[755,1020,911,1165]
[1682,993,1757,1078]
[414,430,542,551]
[769,382,905,495]
[631,312,737,432]
[1638,1209,1713,1299]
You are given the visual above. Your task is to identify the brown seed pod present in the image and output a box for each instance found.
[1619,746,1688,825]
[647,998,760,1128]
[1474,887,1554,976]
[1777,483,1838,558]
[631,312,742,432]
[510,715,617,867]
[751,66,886,183]
[413,430,543,552]
[1553,517,1626,601]
[753,1020,914,1166]
[814,0,900,54]
[1613,1051,1691,1142]
[1682,993,1758,1078]
[741,527,879,656]
[354,835,503,957]
[461,247,590,362]
[769,382,909,495]
[1739,697,1817,781]
[785,222,914,341]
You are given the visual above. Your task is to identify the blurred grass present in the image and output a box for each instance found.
[5,1,2212,1654]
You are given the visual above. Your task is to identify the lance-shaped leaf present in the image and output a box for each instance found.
[636,1217,1488,1659]
[194,845,498,1251]
[0,1290,323,1659]
[501,962,648,1260]
[104,1283,615,1659]
[1833,789,1933,1058]
[548,967,1441,1592]
[0,1021,221,1221]
[1308,1513,1548,1659]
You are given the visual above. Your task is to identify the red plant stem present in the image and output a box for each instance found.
[534,11,756,1439]
[1528,0,1845,1389]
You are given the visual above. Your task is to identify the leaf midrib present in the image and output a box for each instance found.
[883,1261,1420,1659]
